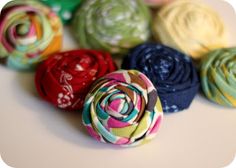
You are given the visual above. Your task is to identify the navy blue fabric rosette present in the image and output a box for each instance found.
[122,43,199,113]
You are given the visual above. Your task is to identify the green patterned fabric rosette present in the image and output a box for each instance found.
[41,0,82,24]
[73,0,151,55]
[201,48,236,107]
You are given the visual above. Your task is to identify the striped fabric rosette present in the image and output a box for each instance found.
[72,0,151,55]
[201,48,236,107]
[0,0,62,70]
[82,70,163,147]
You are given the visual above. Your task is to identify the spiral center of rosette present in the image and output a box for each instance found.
[184,11,205,29]
[16,23,29,36]
[97,2,129,25]
[140,55,174,81]
[105,93,129,118]
[232,64,236,74]
[155,57,174,80]
[225,60,236,74]
[14,21,37,45]
[106,6,129,23]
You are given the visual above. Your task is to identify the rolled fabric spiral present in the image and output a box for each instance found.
[41,0,82,24]
[143,0,173,7]
[0,0,62,70]
[122,43,200,113]
[72,0,151,55]
[82,70,163,146]
[35,50,117,111]
[201,48,236,107]
[152,0,227,60]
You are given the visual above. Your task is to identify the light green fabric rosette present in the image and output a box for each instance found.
[201,48,236,107]
[72,0,151,55]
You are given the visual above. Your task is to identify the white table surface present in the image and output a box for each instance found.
[0,0,236,168]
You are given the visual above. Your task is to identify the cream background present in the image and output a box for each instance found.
[0,0,236,168]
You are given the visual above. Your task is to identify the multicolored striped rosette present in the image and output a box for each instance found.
[82,70,163,147]
[0,0,62,70]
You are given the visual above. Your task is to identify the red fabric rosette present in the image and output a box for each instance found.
[35,49,117,111]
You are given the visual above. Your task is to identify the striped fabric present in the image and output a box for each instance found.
[82,70,163,147]
[201,48,236,107]
[0,0,62,70]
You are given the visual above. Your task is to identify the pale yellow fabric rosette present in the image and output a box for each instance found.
[152,0,227,60]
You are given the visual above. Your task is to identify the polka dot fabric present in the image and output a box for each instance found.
[122,43,200,113]
[35,50,117,111]
[82,70,163,146]
[41,0,82,24]
[0,0,62,70]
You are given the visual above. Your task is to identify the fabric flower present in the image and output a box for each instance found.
[82,70,163,146]
[0,0,62,70]
[35,49,117,110]
[152,0,227,60]
[201,48,236,107]
[72,0,151,55]
[57,93,73,109]
[122,43,199,113]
